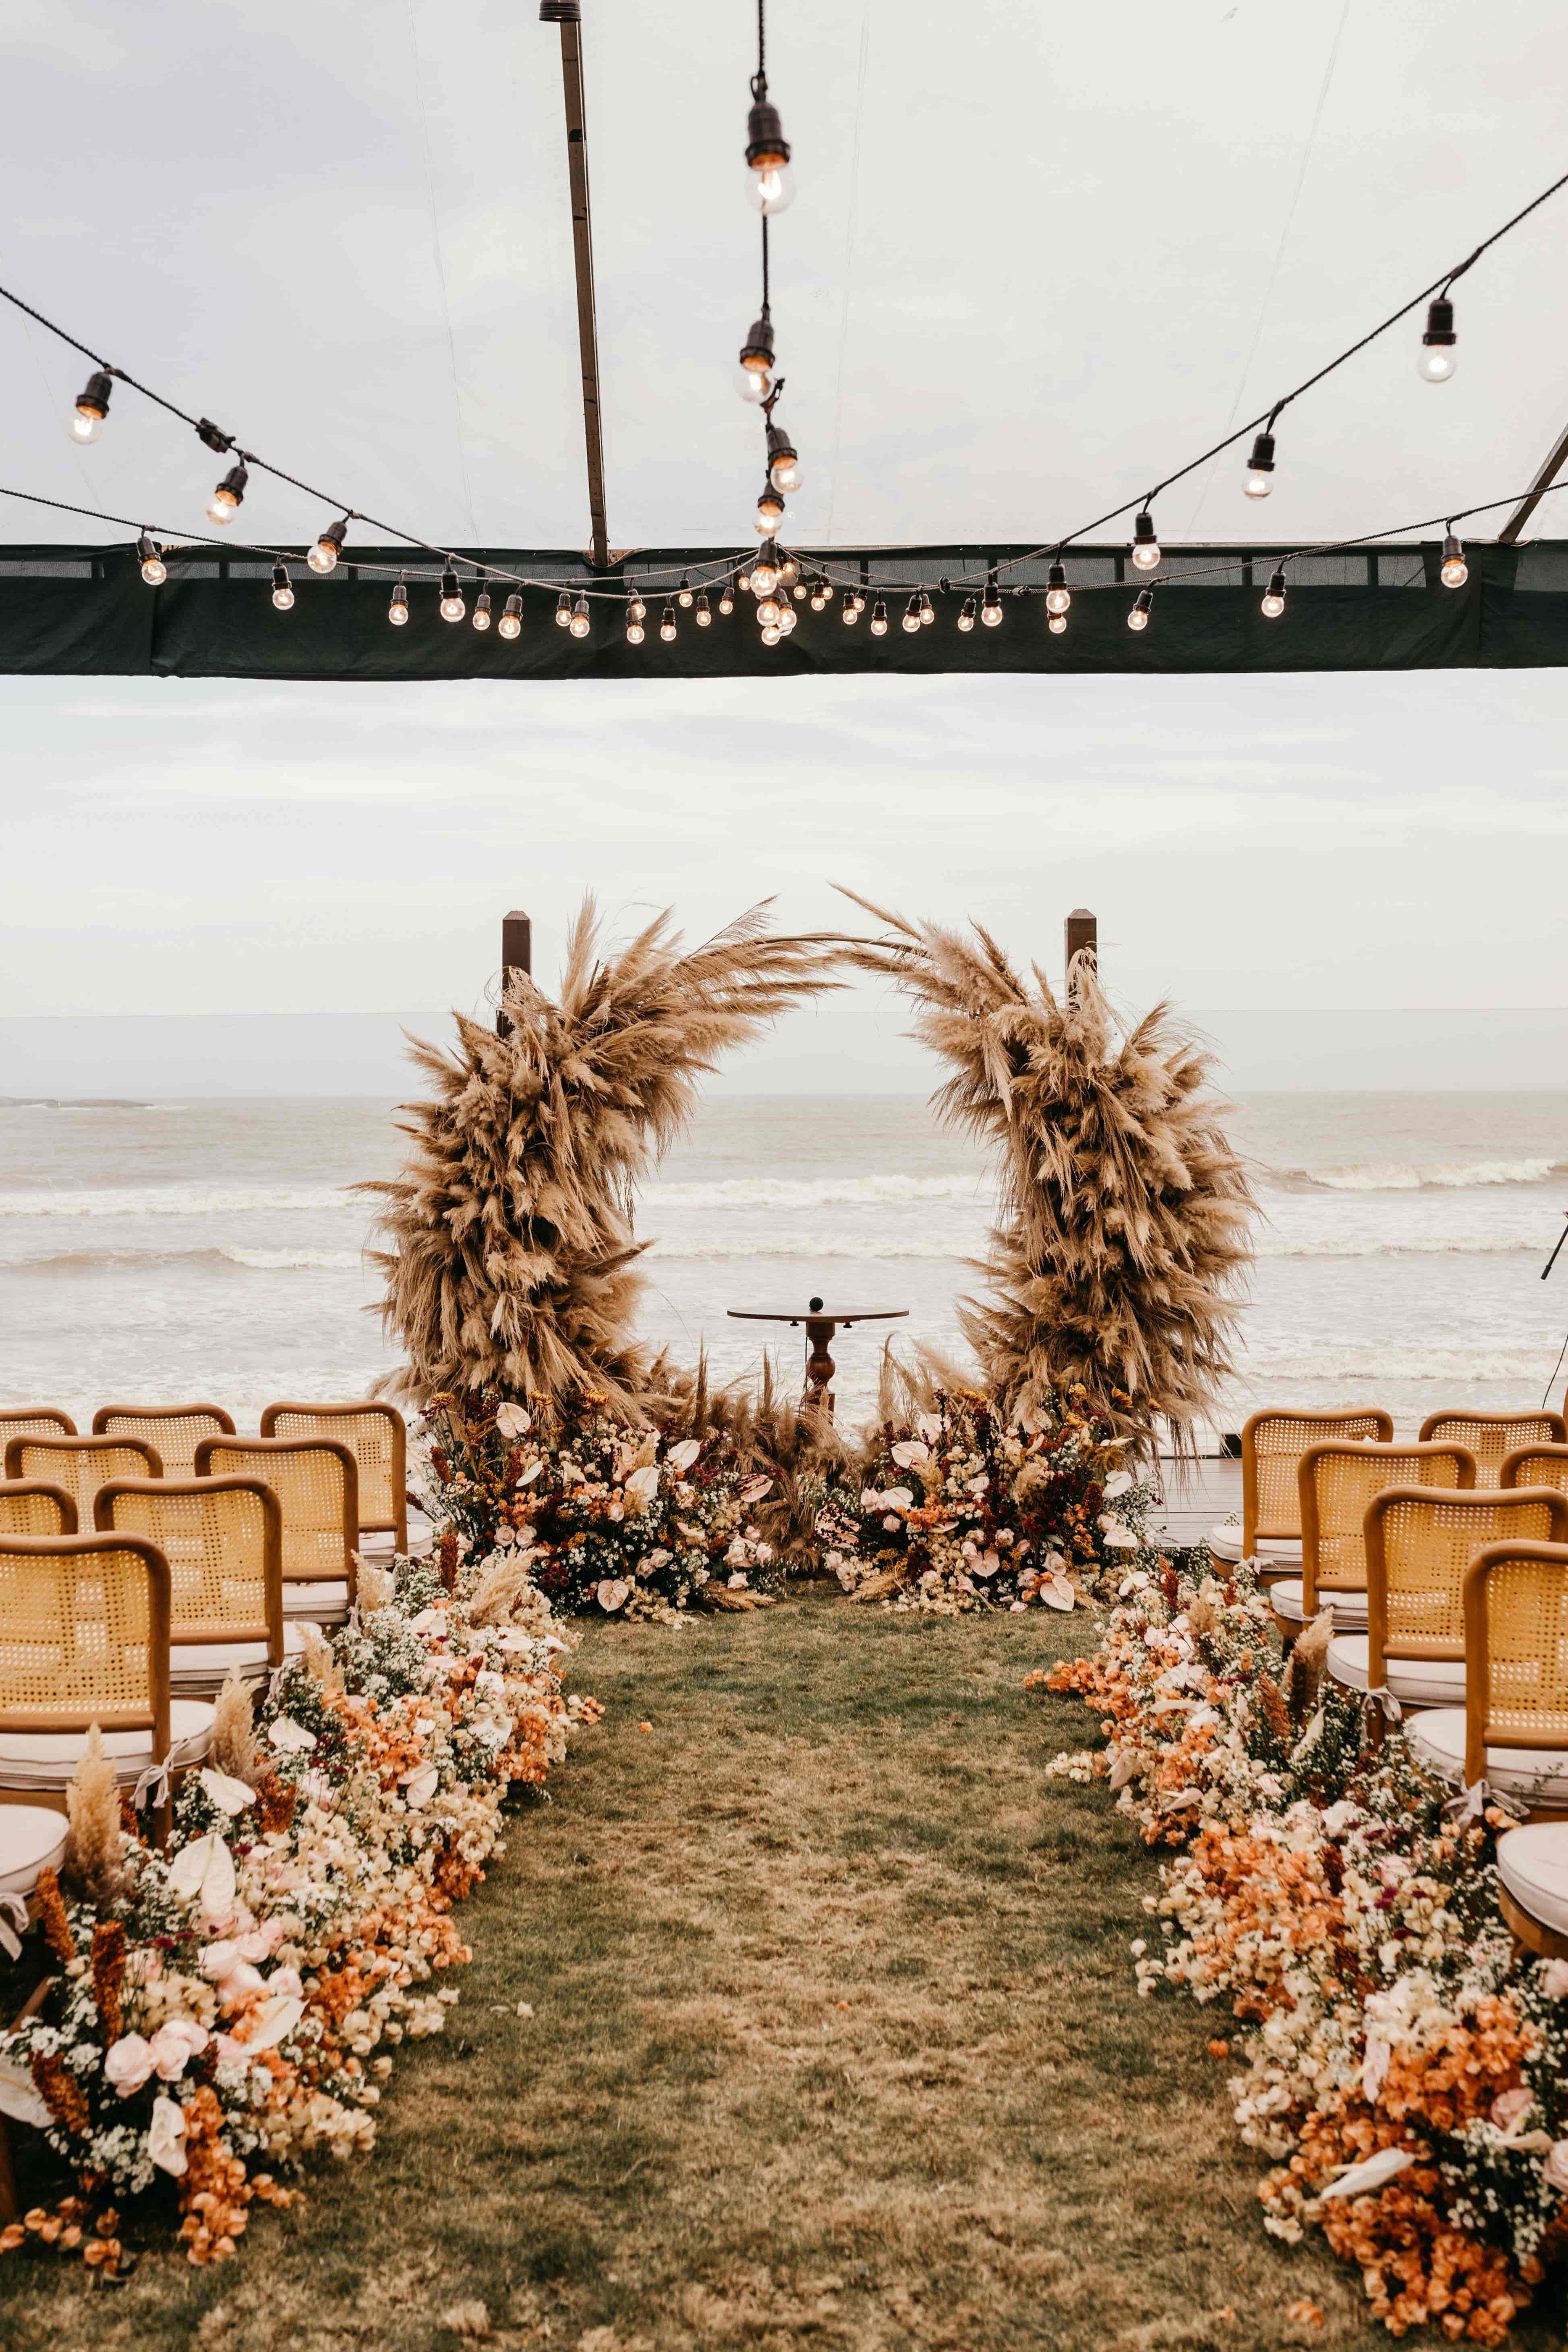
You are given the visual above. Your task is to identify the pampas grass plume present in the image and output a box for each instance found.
[211,1668,259,1786]
[63,1726,126,1909]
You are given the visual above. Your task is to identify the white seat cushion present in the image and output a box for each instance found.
[1327,1634,1467,1708]
[1497,1823,1568,1935]
[0,1700,215,1790]
[171,1621,307,1689]
[1409,1708,1568,1807]
[1209,1524,1303,1575]
[282,1580,349,1620]
[1272,1580,1369,1630]
[0,1806,68,1896]
[1209,1522,1244,1563]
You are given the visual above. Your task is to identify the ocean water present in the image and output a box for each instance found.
[2,1092,1566,1439]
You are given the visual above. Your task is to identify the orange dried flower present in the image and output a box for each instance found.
[90,1918,126,2044]
[33,1866,75,1967]
[31,2051,89,2138]
[1256,1673,1292,1745]
[438,1530,459,1592]
[254,1771,298,1836]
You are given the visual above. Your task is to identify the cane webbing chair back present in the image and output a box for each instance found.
[0,1483,78,1540]
[260,1402,406,1547]
[1464,1543,1568,1781]
[1242,1409,1394,1552]
[1299,1441,1476,1608]
[1501,1445,1568,1499]
[1365,1487,1568,1682]
[194,1436,357,1597]
[95,1478,283,1658]
[92,1405,236,1478]
[1419,1411,1567,1487]
[2,1437,163,1532]
[0,1409,77,1443]
[0,1534,171,1739]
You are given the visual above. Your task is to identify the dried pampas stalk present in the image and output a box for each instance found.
[63,1724,128,1909]
[1284,1607,1336,1726]
[468,1553,536,1626]
[211,1668,259,1786]
[357,1561,396,1613]
[362,897,836,1418]
[299,1624,344,1697]
[836,892,1253,1455]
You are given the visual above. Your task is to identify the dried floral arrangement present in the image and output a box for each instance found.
[0,1552,595,2272]
[818,1380,1154,1614]
[1037,1554,1568,2340]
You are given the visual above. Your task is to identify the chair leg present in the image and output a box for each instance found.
[0,2117,17,2224]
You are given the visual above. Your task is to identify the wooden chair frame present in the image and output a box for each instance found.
[1419,1410,1567,1485]
[0,1530,173,1792]
[1298,1440,1476,1618]
[94,1476,285,1666]
[0,1482,78,1538]
[1501,1443,1568,1493]
[2,1434,163,1486]
[1462,1539,1568,1800]
[260,1401,407,1551]
[91,1403,237,1476]
[193,1434,358,1600]
[1240,1407,1394,1561]
[0,1409,77,1440]
[1365,1489,1568,1699]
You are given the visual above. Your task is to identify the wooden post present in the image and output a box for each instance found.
[498,909,532,1038]
[1064,907,1097,997]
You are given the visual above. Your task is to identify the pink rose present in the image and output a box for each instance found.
[1540,1961,1568,2001]
[147,2021,207,2081]
[265,1965,304,1998]
[104,2033,155,2097]
[1493,2086,1533,2135]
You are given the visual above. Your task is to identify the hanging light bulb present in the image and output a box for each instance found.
[271,562,295,611]
[677,573,694,609]
[870,599,889,636]
[777,603,797,636]
[570,594,591,639]
[1130,510,1160,571]
[472,588,492,631]
[919,590,934,627]
[137,534,166,586]
[1420,295,1457,383]
[1243,430,1277,500]
[779,555,799,587]
[718,581,735,615]
[1045,562,1071,616]
[957,597,976,632]
[307,517,349,574]
[206,462,249,525]
[751,545,780,597]
[745,88,795,214]
[755,480,786,536]
[842,596,860,625]
[70,368,113,442]
[1047,611,1067,636]
[901,596,921,634]
[737,569,752,593]
[735,311,775,402]
[809,580,827,611]
[766,421,802,496]
[499,593,523,640]
[757,595,782,625]
[696,591,712,626]
[626,605,645,644]
[761,621,781,646]
[387,578,408,626]
[981,574,1003,627]
[439,569,466,621]
[1440,531,1469,588]
[1260,567,1287,619]
[626,594,646,625]
[1127,588,1153,631]
[555,591,572,628]
[661,603,677,642]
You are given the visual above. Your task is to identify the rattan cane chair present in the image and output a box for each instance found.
[1500,1444,1568,1499]
[1430,1541,1568,1829]
[0,1532,213,1813]
[260,1400,408,1554]
[0,1483,77,1540]
[95,1476,296,1698]
[91,1404,236,1478]
[1273,1440,1477,1638]
[2,1436,162,1532]
[1419,1411,1567,1487]
[1209,1408,1394,1577]
[0,1409,77,1443]
[194,1435,357,1625]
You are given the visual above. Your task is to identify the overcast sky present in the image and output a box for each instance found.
[4,0,1568,1087]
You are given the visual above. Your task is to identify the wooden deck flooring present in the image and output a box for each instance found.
[1149,1454,1240,1551]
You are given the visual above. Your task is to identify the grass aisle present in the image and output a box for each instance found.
[0,1592,1535,2350]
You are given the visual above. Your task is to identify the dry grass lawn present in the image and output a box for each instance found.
[1,1591,1563,2351]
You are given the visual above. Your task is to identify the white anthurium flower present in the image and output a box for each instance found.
[1102,1470,1134,1499]
[881,1486,914,1511]
[918,1414,943,1443]
[623,1464,661,1512]
[494,1402,532,1440]
[596,1579,631,1613]
[515,1459,542,1487]
[167,1832,236,1924]
[267,1716,317,1753]
[666,1438,702,1473]
[1098,1518,1139,1548]
[1038,1572,1077,1611]
[972,1550,1001,1580]
[740,1475,773,1504]
[240,1993,305,2053]
[890,1441,931,1472]
[148,2093,189,2177]
[0,2054,51,2128]
[197,1766,256,1817]
[408,1607,449,1635]
[400,1762,441,1810]
[859,1488,880,1511]
[1319,2145,1415,2201]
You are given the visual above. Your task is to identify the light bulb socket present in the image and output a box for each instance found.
[388,579,408,623]
[677,573,693,606]
[1246,432,1276,474]
[738,312,776,371]
[555,592,572,625]
[473,589,492,627]
[745,98,790,172]
[1266,569,1286,599]
[214,461,249,509]
[499,594,522,637]
[902,596,921,632]
[137,533,165,580]
[1129,588,1154,628]
[539,1,580,18]
[661,603,677,640]
[765,422,797,468]
[271,562,294,609]
[1423,296,1456,349]
[870,599,888,634]
[309,514,348,570]
[1132,509,1158,549]
[696,592,711,623]
[76,369,112,421]
[958,597,976,630]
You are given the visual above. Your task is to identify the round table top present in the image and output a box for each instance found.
[727,1305,909,1325]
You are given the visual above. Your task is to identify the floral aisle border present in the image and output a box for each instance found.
[1036,1553,1568,2342]
[0,1548,598,2271]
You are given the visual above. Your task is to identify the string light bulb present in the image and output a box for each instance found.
[677,574,694,608]
[1440,531,1469,588]
[1420,295,1457,383]
[626,594,646,625]
[696,591,712,626]
[308,517,349,574]
[957,597,976,632]
[842,595,860,625]
[761,621,781,645]
[901,595,921,634]
[472,588,491,631]
[137,534,166,587]
[766,422,801,495]
[1048,611,1067,636]
[870,599,888,636]
[555,592,572,628]
[570,594,590,639]
[1260,567,1286,619]
[779,555,799,587]
[981,575,1003,627]
[737,569,752,593]
[271,562,294,611]
[736,311,775,402]
[1127,587,1153,631]
[1130,510,1160,571]
[755,481,786,535]
[1244,431,1276,499]
[499,594,522,640]
[751,545,780,597]
[718,581,735,615]
[777,603,797,636]
[387,579,408,626]
[439,569,465,621]
[206,462,249,525]
[1045,562,1071,616]
[757,596,782,625]
[809,580,827,611]
[745,88,795,214]
[626,605,645,644]
[660,603,677,642]
[70,369,112,443]
[919,590,934,626]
